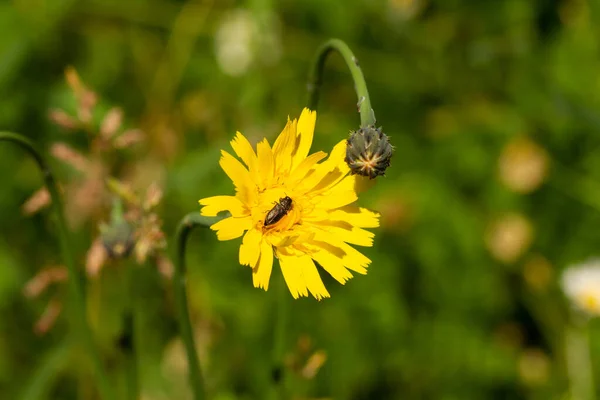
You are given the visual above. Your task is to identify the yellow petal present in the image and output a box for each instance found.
[311,174,362,211]
[296,140,347,194]
[210,216,251,241]
[315,190,358,210]
[310,235,371,274]
[199,195,247,217]
[273,117,297,176]
[299,255,330,300]
[252,239,274,290]
[239,228,262,267]
[287,151,327,186]
[309,220,375,247]
[230,132,261,184]
[278,252,309,299]
[325,172,357,194]
[219,150,255,200]
[326,139,350,172]
[328,206,380,228]
[353,175,377,194]
[311,249,353,284]
[267,225,316,249]
[312,142,352,194]
[272,117,294,153]
[257,138,275,189]
[230,132,256,167]
[336,241,371,274]
[268,231,300,248]
[290,108,316,170]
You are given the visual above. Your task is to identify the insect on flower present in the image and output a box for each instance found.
[264,196,293,227]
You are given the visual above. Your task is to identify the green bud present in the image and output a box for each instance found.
[100,198,134,258]
[345,125,393,179]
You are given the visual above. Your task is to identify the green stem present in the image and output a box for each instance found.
[269,272,289,400]
[174,212,220,400]
[0,131,114,399]
[566,318,596,400]
[307,38,376,127]
[121,264,139,400]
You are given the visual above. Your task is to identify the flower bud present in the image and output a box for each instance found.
[100,199,134,258]
[100,219,134,258]
[345,125,393,179]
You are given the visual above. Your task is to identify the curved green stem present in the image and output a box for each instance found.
[307,38,376,127]
[174,212,220,400]
[0,132,114,399]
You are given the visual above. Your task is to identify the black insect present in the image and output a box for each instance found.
[264,196,293,227]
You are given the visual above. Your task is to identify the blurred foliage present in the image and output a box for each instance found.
[1,0,600,399]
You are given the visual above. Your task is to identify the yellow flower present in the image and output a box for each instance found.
[199,108,379,299]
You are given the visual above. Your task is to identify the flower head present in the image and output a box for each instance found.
[561,259,600,317]
[199,108,380,299]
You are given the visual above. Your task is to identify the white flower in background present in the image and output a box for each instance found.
[561,259,600,317]
[214,9,282,77]
[215,9,255,76]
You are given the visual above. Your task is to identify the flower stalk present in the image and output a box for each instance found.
[307,39,393,178]
[0,131,114,400]
[174,212,220,400]
[307,38,376,127]
[269,273,290,400]
[566,317,596,400]
[120,263,140,400]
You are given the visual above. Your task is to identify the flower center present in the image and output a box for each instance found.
[579,291,600,314]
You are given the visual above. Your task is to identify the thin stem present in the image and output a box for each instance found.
[269,272,289,400]
[174,212,220,400]
[121,264,139,400]
[0,131,114,399]
[566,318,596,400]
[117,311,138,400]
[307,38,376,127]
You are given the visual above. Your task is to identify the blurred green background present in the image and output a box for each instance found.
[1,0,600,399]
